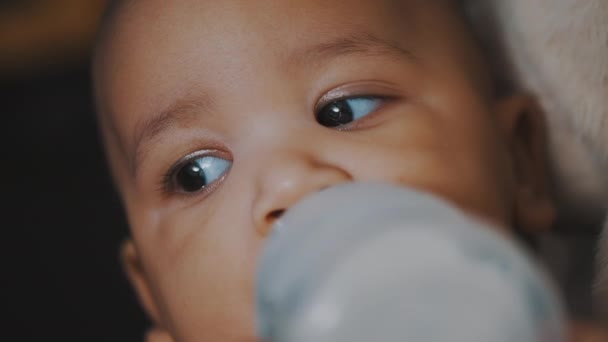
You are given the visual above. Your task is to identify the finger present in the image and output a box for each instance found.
[570,322,608,342]
[145,328,175,342]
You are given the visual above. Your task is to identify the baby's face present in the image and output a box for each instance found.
[95,0,554,340]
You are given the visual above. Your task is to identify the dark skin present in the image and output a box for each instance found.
[94,0,607,340]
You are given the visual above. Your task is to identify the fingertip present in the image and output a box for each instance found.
[145,328,175,342]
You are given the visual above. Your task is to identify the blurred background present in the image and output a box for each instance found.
[1,1,147,340]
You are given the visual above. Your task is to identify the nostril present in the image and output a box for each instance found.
[266,209,285,224]
[258,209,287,237]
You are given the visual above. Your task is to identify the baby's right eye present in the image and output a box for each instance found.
[172,155,232,193]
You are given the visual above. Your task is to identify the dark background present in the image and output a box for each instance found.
[1,1,148,341]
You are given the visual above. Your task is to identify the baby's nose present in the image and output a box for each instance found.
[253,157,351,236]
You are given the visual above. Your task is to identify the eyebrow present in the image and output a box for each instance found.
[130,32,416,177]
[131,96,215,177]
[290,31,417,68]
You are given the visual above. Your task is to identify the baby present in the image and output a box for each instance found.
[92,0,603,340]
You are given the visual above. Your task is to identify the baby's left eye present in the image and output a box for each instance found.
[316,97,383,128]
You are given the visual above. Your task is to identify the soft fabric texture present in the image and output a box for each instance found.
[467,0,608,221]
[465,0,608,318]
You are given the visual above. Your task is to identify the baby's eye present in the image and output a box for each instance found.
[316,96,383,128]
[174,155,232,193]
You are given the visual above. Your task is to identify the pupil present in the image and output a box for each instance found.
[176,162,207,192]
[317,101,353,127]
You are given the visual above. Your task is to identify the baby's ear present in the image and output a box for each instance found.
[120,239,163,326]
[496,94,556,234]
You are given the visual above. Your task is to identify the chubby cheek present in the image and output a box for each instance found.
[341,109,513,227]
[146,202,262,340]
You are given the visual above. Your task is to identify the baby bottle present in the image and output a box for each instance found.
[256,182,566,342]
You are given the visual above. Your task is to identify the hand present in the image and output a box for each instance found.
[146,328,175,342]
[144,327,263,342]
[570,322,608,342]
[144,323,608,342]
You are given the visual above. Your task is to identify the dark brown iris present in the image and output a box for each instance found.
[176,161,207,192]
[316,100,354,127]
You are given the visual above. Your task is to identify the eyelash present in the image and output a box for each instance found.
[159,163,179,195]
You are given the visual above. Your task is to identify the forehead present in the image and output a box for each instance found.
[98,0,422,94]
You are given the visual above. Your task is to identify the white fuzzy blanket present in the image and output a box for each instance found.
[466,0,608,318]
